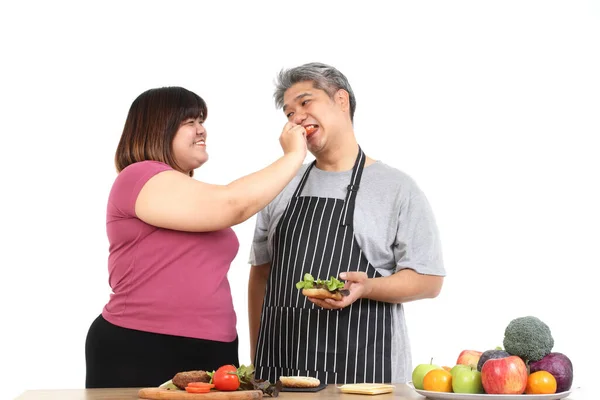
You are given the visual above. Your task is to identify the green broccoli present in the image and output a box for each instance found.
[503,316,554,363]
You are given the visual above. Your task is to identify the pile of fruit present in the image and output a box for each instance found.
[411,316,574,395]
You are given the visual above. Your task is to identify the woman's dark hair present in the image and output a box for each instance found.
[115,86,207,176]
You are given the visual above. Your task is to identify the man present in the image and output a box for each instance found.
[248,62,445,384]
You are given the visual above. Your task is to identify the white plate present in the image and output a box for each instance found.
[412,388,572,400]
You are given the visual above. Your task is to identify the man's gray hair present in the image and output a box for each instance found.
[274,62,357,122]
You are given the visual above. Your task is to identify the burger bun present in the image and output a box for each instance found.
[302,288,343,301]
[279,376,321,388]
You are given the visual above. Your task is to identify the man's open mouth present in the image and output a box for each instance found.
[304,124,319,136]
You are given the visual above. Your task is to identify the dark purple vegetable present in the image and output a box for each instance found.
[477,349,510,371]
[529,352,573,392]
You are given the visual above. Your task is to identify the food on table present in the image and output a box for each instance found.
[410,315,574,395]
[279,376,320,388]
[172,370,210,389]
[338,383,395,395]
[481,355,528,394]
[452,365,484,394]
[456,349,483,368]
[185,382,214,393]
[503,316,554,362]
[422,368,453,392]
[161,364,282,397]
[526,370,557,394]
[529,352,574,392]
[477,348,510,371]
[213,364,240,391]
[412,359,442,390]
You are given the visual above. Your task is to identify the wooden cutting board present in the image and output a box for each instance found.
[138,388,263,400]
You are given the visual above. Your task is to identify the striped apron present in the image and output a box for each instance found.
[254,147,392,384]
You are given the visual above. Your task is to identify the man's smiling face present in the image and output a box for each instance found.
[282,81,349,154]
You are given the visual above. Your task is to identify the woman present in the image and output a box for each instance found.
[85,86,307,388]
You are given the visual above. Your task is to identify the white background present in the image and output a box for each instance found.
[1,1,598,399]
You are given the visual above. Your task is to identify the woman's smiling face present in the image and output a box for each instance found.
[172,116,208,174]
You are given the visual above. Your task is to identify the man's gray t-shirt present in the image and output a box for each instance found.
[249,160,446,383]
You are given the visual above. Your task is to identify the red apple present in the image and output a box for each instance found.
[456,350,483,368]
[481,355,527,394]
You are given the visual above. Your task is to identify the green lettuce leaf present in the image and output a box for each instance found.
[295,273,345,292]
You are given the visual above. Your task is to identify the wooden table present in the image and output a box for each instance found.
[13,385,420,400]
[13,385,585,400]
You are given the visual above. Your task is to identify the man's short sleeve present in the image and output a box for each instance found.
[249,206,271,265]
[393,187,445,276]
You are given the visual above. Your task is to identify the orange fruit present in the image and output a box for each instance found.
[442,366,452,372]
[526,371,557,394]
[423,369,453,392]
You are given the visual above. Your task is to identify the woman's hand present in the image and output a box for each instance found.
[279,122,307,160]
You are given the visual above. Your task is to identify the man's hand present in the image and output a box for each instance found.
[307,271,372,309]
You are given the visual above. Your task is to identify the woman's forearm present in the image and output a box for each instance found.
[226,152,304,225]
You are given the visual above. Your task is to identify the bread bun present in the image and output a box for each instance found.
[302,288,343,301]
[279,376,321,388]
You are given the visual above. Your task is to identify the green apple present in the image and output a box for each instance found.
[450,364,471,378]
[412,359,442,390]
[452,366,484,394]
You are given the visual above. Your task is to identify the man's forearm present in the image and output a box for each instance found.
[363,268,443,304]
[248,263,271,363]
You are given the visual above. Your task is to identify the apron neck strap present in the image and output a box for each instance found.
[292,146,366,227]
[341,146,365,227]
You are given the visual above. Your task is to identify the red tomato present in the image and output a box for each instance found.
[213,365,240,391]
[305,125,317,136]
[187,382,215,389]
[185,386,211,393]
